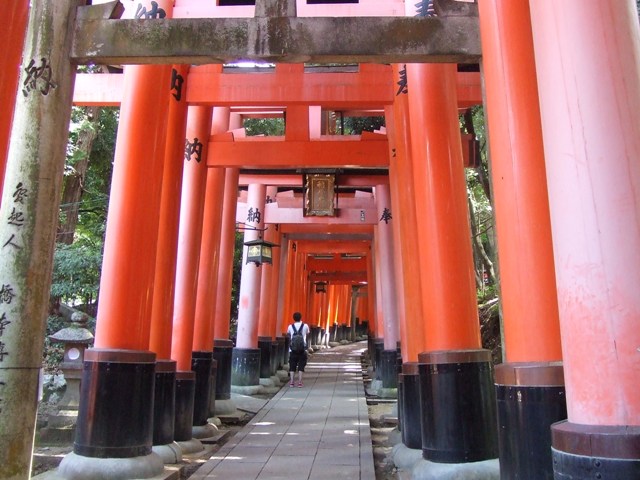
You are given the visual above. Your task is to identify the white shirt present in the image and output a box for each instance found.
[287,321,310,350]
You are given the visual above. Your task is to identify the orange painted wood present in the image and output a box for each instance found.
[530,0,640,426]
[407,63,480,352]
[479,0,561,363]
[206,138,389,168]
[94,65,172,350]
[214,168,239,340]
[149,65,190,359]
[171,106,212,369]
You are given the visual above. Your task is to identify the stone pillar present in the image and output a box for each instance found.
[530,1,640,477]
[0,1,81,474]
[478,1,566,477]
[232,183,267,391]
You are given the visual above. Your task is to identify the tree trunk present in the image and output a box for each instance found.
[467,192,495,286]
[57,106,99,244]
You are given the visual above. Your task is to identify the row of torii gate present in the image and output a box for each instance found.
[1,0,639,479]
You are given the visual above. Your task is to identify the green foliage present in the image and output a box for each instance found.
[341,115,385,135]
[244,118,285,136]
[50,241,103,307]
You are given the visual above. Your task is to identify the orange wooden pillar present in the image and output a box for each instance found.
[257,187,278,380]
[69,2,173,474]
[529,2,640,477]
[191,107,228,430]
[375,183,400,390]
[212,167,239,414]
[406,62,498,464]
[170,105,212,441]
[232,183,267,388]
[0,0,29,200]
[148,64,190,452]
[478,1,565,477]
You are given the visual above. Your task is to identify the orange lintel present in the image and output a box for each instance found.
[295,240,370,254]
[307,256,367,272]
[309,271,368,283]
[72,71,482,108]
[207,139,389,169]
[238,174,388,187]
[280,223,373,235]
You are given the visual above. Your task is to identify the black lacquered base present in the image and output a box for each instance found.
[400,362,422,450]
[213,339,233,401]
[153,359,177,446]
[208,359,217,418]
[74,350,156,458]
[174,371,195,442]
[258,337,273,379]
[380,349,399,389]
[418,349,498,463]
[552,422,640,479]
[231,347,261,386]
[495,362,566,479]
[191,351,213,426]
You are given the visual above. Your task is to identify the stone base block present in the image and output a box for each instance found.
[176,438,203,455]
[213,398,237,416]
[411,457,500,480]
[152,442,182,464]
[192,422,218,439]
[230,384,262,395]
[58,451,164,480]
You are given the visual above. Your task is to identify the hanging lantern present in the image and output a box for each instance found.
[244,238,277,266]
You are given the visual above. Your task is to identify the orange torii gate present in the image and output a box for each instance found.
[1,1,639,479]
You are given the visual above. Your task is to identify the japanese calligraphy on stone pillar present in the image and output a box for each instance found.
[184,138,203,162]
[22,58,57,97]
[416,0,437,17]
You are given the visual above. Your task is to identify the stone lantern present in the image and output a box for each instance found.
[47,311,94,428]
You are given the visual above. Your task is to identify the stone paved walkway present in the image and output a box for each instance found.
[190,341,375,480]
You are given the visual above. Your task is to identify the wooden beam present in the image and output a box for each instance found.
[71,16,481,65]
[208,138,389,168]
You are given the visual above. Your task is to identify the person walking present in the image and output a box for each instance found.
[287,312,309,387]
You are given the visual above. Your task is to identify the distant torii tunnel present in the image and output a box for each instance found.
[0,0,639,479]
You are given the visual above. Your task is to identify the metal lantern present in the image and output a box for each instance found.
[315,281,328,293]
[244,238,277,266]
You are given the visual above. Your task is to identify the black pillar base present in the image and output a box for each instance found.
[270,341,279,375]
[283,335,290,364]
[213,339,233,401]
[75,350,156,458]
[191,351,213,426]
[418,349,498,463]
[276,336,286,370]
[207,359,217,418]
[174,371,196,442]
[231,347,261,386]
[373,339,384,380]
[495,362,567,479]
[258,337,273,379]
[552,422,640,479]
[400,362,422,450]
[380,349,399,389]
[153,359,177,446]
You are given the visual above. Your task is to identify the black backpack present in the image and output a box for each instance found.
[290,323,306,353]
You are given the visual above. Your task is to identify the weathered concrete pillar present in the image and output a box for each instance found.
[0,1,85,477]
[530,1,640,477]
